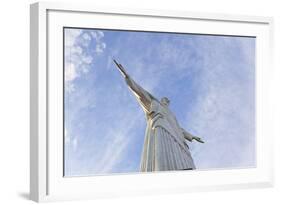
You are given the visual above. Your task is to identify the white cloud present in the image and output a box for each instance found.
[96,42,106,53]
[81,55,92,64]
[65,29,82,47]
[65,128,70,143]
[72,137,78,152]
[82,33,91,41]
[64,29,106,93]
[90,31,104,40]
[65,63,77,82]
[65,128,79,152]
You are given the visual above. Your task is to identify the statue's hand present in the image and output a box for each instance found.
[113,59,129,78]
[192,136,204,143]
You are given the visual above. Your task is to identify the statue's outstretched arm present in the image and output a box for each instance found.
[181,128,204,143]
[113,60,155,112]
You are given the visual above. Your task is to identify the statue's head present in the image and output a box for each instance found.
[161,97,170,107]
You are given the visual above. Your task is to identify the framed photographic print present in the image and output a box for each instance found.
[30,2,274,202]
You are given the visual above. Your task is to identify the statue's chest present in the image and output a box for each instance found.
[158,106,177,125]
[149,100,178,127]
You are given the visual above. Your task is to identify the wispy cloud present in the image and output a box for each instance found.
[185,37,255,169]
[95,112,143,174]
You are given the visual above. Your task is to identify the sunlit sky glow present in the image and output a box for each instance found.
[64,28,255,176]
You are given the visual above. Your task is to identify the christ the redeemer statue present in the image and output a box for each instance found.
[114,60,204,172]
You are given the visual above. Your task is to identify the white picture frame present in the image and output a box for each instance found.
[30,2,274,202]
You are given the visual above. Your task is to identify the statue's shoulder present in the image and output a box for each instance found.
[150,98,160,108]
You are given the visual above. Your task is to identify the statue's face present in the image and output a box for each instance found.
[161,97,170,106]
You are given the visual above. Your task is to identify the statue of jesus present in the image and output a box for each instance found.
[114,60,204,172]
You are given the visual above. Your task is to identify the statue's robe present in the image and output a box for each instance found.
[125,77,196,172]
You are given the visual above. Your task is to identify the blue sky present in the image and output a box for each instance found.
[64,28,256,176]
